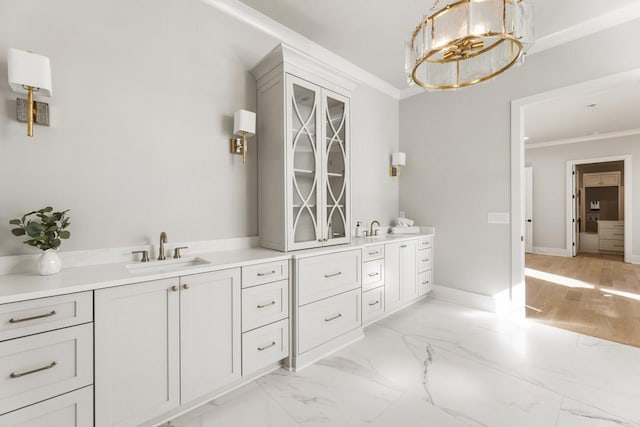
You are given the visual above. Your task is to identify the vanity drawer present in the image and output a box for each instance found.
[0,386,93,427]
[363,286,385,325]
[297,288,361,354]
[0,292,92,342]
[418,270,433,295]
[599,227,624,241]
[599,239,625,252]
[242,280,289,332]
[242,260,289,288]
[362,245,384,262]
[242,319,289,376]
[297,250,361,306]
[362,259,384,292]
[418,235,433,250]
[0,323,93,415]
[417,248,433,272]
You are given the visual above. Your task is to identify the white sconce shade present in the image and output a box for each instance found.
[392,152,406,167]
[233,109,256,136]
[8,48,52,96]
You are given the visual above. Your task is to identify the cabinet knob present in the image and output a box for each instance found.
[171,285,179,292]
[182,284,190,290]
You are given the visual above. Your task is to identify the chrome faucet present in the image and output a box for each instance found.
[158,232,168,260]
[369,220,381,236]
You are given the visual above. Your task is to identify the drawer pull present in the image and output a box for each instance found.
[257,270,277,277]
[10,361,57,379]
[324,271,342,278]
[324,313,342,322]
[257,301,276,309]
[368,300,380,306]
[613,244,624,247]
[368,251,380,256]
[613,233,624,236]
[257,341,277,351]
[368,272,380,277]
[422,281,430,285]
[400,245,407,248]
[9,310,56,324]
[422,258,430,262]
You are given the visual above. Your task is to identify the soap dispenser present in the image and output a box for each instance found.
[355,221,362,238]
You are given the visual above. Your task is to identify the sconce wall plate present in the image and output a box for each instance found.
[16,98,50,126]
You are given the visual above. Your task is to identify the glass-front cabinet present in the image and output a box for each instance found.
[286,76,350,250]
[252,44,353,252]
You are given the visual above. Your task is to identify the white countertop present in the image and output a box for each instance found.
[0,232,433,305]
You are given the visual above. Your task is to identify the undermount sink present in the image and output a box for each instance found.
[126,257,210,275]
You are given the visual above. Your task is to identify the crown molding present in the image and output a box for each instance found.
[202,0,640,102]
[525,128,640,150]
[201,0,401,99]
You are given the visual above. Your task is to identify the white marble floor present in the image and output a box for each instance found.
[169,299,640,427]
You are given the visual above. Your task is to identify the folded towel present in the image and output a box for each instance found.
[390,226,420,234]
[395,217,415,227]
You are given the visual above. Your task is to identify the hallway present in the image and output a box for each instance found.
[526,252,640,347]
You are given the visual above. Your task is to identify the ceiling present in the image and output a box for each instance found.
[524,81,640,144]
[237,0,640,89]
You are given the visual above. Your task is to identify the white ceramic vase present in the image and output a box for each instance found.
[37,249,62,276]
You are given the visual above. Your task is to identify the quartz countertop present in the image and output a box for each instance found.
[0,231,433,305]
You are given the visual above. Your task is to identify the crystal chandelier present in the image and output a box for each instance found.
[405,0,534,90]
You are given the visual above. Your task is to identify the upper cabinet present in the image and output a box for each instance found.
[252,44,356,252]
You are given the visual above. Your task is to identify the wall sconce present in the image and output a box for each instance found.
[7,48,53,137]
[390,152,406,176]
[230,109,256,164]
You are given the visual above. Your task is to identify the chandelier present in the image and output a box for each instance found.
[405,0,534,90]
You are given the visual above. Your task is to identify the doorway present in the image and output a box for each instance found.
[569,159,627,258]
[511,70,640,347]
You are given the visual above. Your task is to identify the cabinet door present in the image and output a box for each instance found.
[180,269,241,403]
[287,75,323,250]
[583,173,601,187]
[401,241,418,302]
[321,90,350,245]
[95,278,180,427]
[384,242,402,312]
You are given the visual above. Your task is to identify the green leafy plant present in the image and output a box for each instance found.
[10,207,71,251]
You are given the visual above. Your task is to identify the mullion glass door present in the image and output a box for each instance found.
[288,76,323,249]
[322,91,349,244]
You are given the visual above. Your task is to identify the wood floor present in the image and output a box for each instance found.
[525,252,640,348]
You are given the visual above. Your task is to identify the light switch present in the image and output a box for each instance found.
[488,212,510,224]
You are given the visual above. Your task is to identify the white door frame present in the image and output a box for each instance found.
[524,166,533,253]
[510,68,640,309]
[566,156,631,258]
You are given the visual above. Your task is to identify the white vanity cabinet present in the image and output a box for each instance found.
[95,269,241,427]
[384,240,418,312]
[252,44,355,252]
[0,292,93,426]
[292,249,362,368]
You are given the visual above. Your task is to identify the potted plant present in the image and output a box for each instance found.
[10,207,71,275]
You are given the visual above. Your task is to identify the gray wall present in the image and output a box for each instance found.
[0,0,400,256]
[526,138,638,251]
[399,20,640,297]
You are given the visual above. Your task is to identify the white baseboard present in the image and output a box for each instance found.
[431,284,498,313]
[627,254,640,264]
[532,246,572,257]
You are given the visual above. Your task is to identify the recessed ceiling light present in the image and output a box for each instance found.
[524,136,529,140]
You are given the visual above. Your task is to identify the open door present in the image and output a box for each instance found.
[524,167,533,253]
[572,165,579,256]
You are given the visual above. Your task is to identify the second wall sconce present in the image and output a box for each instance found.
[390,152,406,176]
[230,109,256,164]
[7,48,53,137]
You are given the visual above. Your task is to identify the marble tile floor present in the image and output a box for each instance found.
[168,299,640,427]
